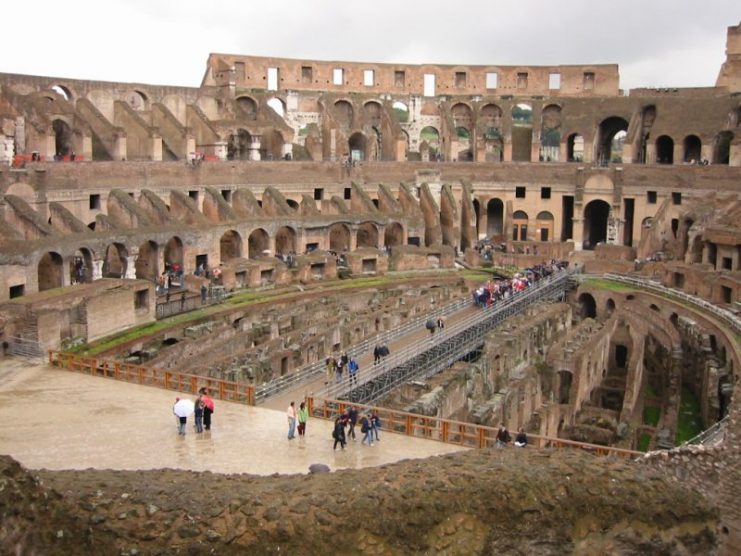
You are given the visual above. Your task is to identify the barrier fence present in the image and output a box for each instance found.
[48,351,255,406]
[307,396,642,459]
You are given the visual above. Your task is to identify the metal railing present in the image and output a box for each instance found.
[307,396,642,458]
[48,351,255,405]
[682,415,730,447]
[254,294,473,403]
[323,269,572,404]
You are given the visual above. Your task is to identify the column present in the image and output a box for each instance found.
[125,256,137,279]
[92,260,103,281]
[571,217,584,250]
[249,135,262,161]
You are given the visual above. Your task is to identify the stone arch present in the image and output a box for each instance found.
[70,247,94,284]
[286,199,299,211]
[596,116,628,165]
[384,222,404,247]
[480,103,503,129]
[557,370,573,404]
[248,228,270,258]
[583,199,611,249]
[135,240,159,282]
[52,118,74,157]
[683,135,702,163]
[567,132,584,162]
[511,103,533,161]
[262,129,285,161]
[451,102,473,128]
[363,101,382,128]
[536,211,554,242]
[420,126,440,160]
[236,96,257,120]
[102,243,128,279]
[329,223,351,251]
[392,101,409,123]
[126,90,148,111]
[349,132,367,162]
[275,226,297,255]
[512,210,528,242]
[267,97,286,118]
[227,128,252,160]
[38,251,64,291]
[713,131,733,165]
[540,104,562,162]
[357,222,379,248]
[606,298,616,315]
[655,135,674,164]
[487,198,504,238]
[164,237,184,270]
[220,230,243,262]
[5,182,36,202]
[454,126,472,161]
[334,100,353,128]
[578,292,597,319]
[51,84,73,101]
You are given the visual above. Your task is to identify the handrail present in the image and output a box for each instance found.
[323,269,571,401]
[307,396,642,459]
[48,351,255,406]
[682,415,730,446]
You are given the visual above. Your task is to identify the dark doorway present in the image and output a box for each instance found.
[583,200,610,249]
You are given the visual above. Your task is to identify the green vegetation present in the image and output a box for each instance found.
[638,433,652,452]
[676,386,703,444]
[393,107,409,123]
[455,127,470,139]
[420,127,439,142]
[484,128,501,141]
[541,128,561,147]
[643,405,661,426]
[582,278,637,293]
[512,104,533,124]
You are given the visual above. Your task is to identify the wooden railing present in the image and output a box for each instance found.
[48,351,255,406]
[308,396,643,459]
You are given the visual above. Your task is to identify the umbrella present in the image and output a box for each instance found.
[201,395,215,411]
[173,398,195,418]
[426,319,436,330]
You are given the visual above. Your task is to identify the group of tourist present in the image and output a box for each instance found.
[332,406,381,449]
[286,401,309,439]
[472,260,568,307]
[495,425,529,448]
[326,353,361,385]
[172,387,214,435]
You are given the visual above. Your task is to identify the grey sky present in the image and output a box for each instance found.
[3,0,738,91]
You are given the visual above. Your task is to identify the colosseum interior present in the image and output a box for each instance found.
[0,18,740,556]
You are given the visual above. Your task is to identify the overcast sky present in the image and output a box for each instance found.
[3,1,738,91]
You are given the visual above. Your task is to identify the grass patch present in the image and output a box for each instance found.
[638,433,652,452]
[675,386,703,444]
[643,406,660,426]
[582,278,637,293]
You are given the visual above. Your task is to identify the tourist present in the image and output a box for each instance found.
[194,399,204,433]
[360,414,373,445]
[373,345,381,364]
[332,417,346,450]
[437,317,445,330]
[496,425,511,448]
[287,401,297,440]
[426,319,436,336]
[514,428,528,447]
[348,357,359,386]
[346,406,358,441]
[371,411,381,442]
[200,388,214,430]
[335,357,344,384]
[297,401,308,437]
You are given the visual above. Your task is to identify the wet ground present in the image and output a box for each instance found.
[0,358,464,475]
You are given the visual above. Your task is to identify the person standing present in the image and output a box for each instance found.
[287,401,297,440]
[332,417,346,450]
[297,401,308,437]
[360,414,373,446]
[200,388,214,430]
[194,399,204,433]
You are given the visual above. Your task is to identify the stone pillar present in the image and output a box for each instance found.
[81,135,93,161]
[92,260,103,281]
[503,139,513,162]
[559,142,568,163]
[185,136,196,159]
[645,144,656,165]
[700,144,712,163]
[214,141,228,161]
[114,134,127,161]
[571,217,584,250]
[730,144,741,167]
[478,201,488,241]
[282,142,293,160]
[151,136,163,161]
[249,135,262,161]
[582,141,594,164]
[673,143,683,165]
[125,256,137,279]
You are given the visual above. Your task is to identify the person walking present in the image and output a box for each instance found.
[346,406,358,441]
[332,417,346,450]
[194,399,204,433]
[371,411,381,442]
[200,388,214,430]
[297,401,308,437]
[360,414,373,446]
[348,358,359,386]
[287,401,297,440]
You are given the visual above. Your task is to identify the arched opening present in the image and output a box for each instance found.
[227,128,252,160]
[38,252,64,291]
[511,103,533,161]
[261,129,284,161]
[535,211,554,242]
[349,132,367,162]
[164,237,183,271]
[596,117,628,165]
[486,198,504,238]
[420,126,440,160]
[578,293,597,319]
[606,298,616,316]
[363,101,382,128]
[454,127,472,161]
[236,96,257,120]
[540,104,562,162]
[286,199,299,211]
[334,100,353,128]
[392,101,409,123]
[52,119,73,157]
[683,135,702,163]
[557,371,573,404]
[384,222,404,247]
[650,303,660,312]
[357,222,379,248]
[220,230,243,262]
[126,90,148,110]
[275,226,296,255]
[102,243,128,279]
[655,135,674,164]
[369,126,382,161]
[713,131,733,165]
[248,228,270,258]
[135,240,158,282]
[512,210,529,241]
[70,248,93,284]
[483,127,503,162]
[51,85,72,101]
[567,133,584,162]
[328,223,351,252]
[583,200,610,249]
[267,97,285,118]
